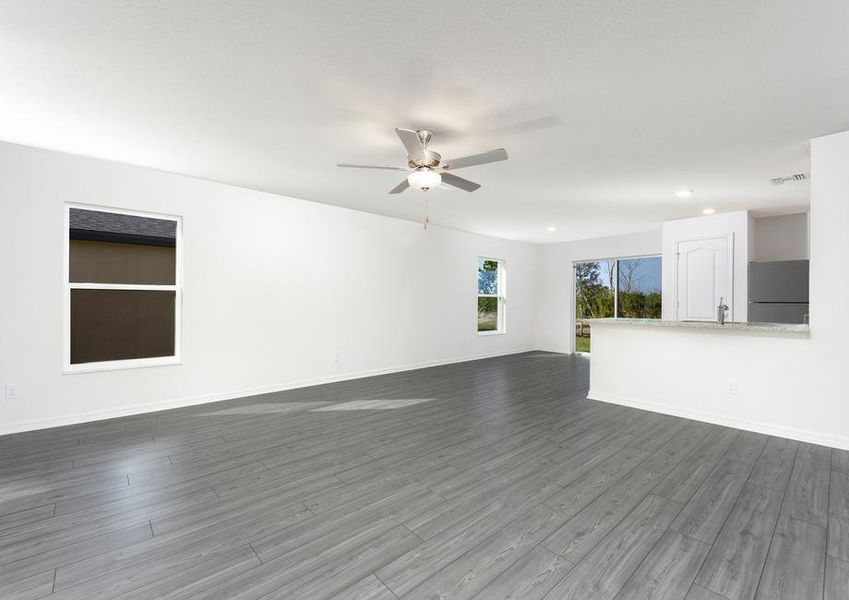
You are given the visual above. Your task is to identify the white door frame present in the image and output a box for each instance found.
[673,233,734,322]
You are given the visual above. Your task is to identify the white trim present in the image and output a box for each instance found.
[64,356,182,375]
[68,283,178,291]
[0,347,535,436]
[588,389,849,451]
[535,346,574,354]
[63,203,183,374]
[65,201,183,221]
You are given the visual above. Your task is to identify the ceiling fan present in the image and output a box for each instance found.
[337,128,508,194]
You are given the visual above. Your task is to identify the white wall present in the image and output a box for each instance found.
[0,142,538,434]
[589,130,849,450]
[752,213,809,261]
[661,210,752,322]
[534,230,662,353]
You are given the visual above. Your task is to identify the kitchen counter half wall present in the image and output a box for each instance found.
[586,319,845,449]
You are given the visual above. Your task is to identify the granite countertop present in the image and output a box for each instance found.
[588,318,810,336]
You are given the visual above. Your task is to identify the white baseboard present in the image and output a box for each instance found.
[588,389,849,451]
[0,347,534,436]
[532,346,573,355]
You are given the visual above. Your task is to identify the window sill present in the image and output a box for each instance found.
[63,356,181,375]
[477,330,506,337]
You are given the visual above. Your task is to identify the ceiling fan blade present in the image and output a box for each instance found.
[337,163,408,171]
[395,128,425,161]
[389,179,410,194]
[441,173,481,192]
[442,148,508,171]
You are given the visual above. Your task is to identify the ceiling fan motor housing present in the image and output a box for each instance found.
[409,149,441,169]
[416,129,433,145]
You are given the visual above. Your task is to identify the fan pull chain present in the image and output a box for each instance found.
[423,196,429,230]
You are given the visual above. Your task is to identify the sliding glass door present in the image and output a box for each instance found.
[574,256,662,353]
[575,260,615,353]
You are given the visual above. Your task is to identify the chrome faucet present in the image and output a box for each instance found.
[717,297,729,324]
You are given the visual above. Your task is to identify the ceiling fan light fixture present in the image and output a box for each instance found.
[408,169,442,191]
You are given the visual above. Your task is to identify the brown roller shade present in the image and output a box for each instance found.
[69,240,176,285]
[70,289,176,364]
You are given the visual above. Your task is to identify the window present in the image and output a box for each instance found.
[478,257,505,333]
[616,257,663,318]
[64,205,181,372]
[574,256,661,352]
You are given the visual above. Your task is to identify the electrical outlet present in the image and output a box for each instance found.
[332,353,340,363]
[728,380,737,395]
[5,384,18,400]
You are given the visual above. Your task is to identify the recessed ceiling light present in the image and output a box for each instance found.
[546,226,557,232]
[675,189,693,198]
[702,208,716,215]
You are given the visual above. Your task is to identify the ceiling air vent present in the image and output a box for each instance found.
[770,173,808,185]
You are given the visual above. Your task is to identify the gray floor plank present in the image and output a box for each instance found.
[670,458,752,544]
[541,466,664,562]
[654,457,719,505]
[406,469,561,541]
[685,585,730,600]
[827,513,849,562]
[378,481,560,596]
[0,504,56,534]
[747,437,798,491]
[830,466,849,519]
[824,556,849,600]
[0,570,55,600]
[0,522,153,585]
[833,448,849,474]
[615,530,711,600]
[114,544,262,600]
[333,575,397,600]
[401,504,568,600]
[781,444,831,528]
[243,526,421,600]
[723,431,769,465]
[754,515,827,600]
[694,483,784,600]
[544,446,648,518]
[50,504,312,597]
[541,494,682,600]
[468,546,574,600]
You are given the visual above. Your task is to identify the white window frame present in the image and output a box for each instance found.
[477,256,507,336]
[63,203,183,374]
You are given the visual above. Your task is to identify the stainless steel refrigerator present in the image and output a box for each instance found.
[748,260,809,323]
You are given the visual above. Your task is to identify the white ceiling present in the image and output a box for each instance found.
[2,1,847,243]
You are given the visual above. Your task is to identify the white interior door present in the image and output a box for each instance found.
[675,235,732,321]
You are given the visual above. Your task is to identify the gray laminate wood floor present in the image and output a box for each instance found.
[1,352,847,599]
